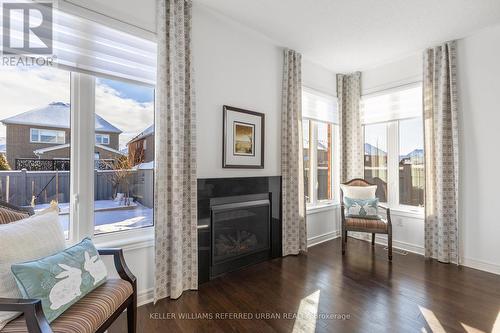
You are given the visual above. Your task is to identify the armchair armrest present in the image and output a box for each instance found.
[0,298,52,333]
[97,248,136,288]
[377,204,392,227]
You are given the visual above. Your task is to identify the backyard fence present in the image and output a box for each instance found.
[0,169,153,208]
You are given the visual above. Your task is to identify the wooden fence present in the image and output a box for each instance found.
[0,169,153,208]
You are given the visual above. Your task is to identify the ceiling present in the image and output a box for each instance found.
[195,0,500,72]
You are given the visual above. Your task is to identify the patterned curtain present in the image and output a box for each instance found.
[154,0,198,301]
[281,49,307,256]
[337,72,363,182]
[423,41,460,264]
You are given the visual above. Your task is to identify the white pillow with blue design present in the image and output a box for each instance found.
[343,196,379,219]
[10,237,108,323]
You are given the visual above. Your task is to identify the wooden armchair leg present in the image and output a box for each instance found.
[388,232,393,261]
[341,226,346,255]
[127,295,137,333]
[371,233,375,246]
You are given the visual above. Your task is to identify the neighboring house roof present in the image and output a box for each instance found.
[33,143,126,156]
[128,124,153,144]
[1,102,122,134]
[364,143,387,156]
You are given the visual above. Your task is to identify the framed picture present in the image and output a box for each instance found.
[223,105,264,168]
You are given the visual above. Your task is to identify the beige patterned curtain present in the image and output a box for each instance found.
[281,49,307,256]
[337,72,363,182]
[154,0,198,301]
[423,41,460,264]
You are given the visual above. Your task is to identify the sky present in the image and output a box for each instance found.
[0,66,154,149]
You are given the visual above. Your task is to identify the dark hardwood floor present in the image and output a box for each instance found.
[109,238,500,333]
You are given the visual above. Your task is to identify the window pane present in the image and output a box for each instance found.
[0,66,71,238]
[317,122,332,201]
[399,118,424,206]
[364,123,388,202]
[303,120,310,203]
[94,77,154,234]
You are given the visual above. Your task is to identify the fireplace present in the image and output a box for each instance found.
[197,176,281,284]
[210,194,270,277]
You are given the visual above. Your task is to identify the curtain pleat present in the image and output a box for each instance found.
[154,0,198,302]
[281,49,307,256]
[337,72,363,182]
[423,41,460,264]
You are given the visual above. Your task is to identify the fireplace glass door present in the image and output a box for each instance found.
[211,200,270,265]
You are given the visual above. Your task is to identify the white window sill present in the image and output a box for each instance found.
[93,226,154,251]
[306,202,340,214]
[389,206,424,219]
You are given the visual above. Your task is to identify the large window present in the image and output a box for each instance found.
[0,6,156,242]
[302,88,338,206]
[361,84,424,209]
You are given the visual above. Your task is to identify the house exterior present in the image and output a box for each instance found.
[1,102,125,170]
[127,125,154,166]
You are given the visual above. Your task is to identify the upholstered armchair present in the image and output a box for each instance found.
[340,179,392,260]
[0,202,137,333]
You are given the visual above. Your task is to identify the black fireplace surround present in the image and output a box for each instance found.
[197,176,282,284]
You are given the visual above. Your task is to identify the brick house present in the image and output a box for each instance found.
[127,124,154,166]
[1,102,125,170]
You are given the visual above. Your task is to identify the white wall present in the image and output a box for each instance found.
[194,6,282,178]
[457,24,500,274]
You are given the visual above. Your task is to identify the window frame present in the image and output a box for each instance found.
[30,128,66,144]
[361,84,424,214]
[302,87,340,210]
[67,72,155,245]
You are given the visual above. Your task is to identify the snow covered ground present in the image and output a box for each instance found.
[34,200,153,236]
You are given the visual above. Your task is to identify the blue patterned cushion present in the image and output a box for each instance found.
[11,237,107,323]
[344,196,379,219]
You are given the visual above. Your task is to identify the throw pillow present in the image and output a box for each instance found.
[0,205,65,330]
[11,237,108,323]
[344,196,379,219]
[340,184,377,199]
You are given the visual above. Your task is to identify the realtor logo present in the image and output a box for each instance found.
[2,2,53,55]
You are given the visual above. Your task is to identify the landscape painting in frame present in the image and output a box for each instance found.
[223,105,264,169]
[233,122,255,156]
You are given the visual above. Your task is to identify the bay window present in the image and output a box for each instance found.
[0,6,156,243]
[361,83,424,210]
[302,88,338,207]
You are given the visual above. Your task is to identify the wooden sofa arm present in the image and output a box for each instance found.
[97,248,137,287]
[0,298,52,333]
[378,205,392,227]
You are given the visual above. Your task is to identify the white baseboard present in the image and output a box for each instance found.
[307,230,340,247]
[461,257,500,275]
[137,288,154,307]
[345,232,425,255]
